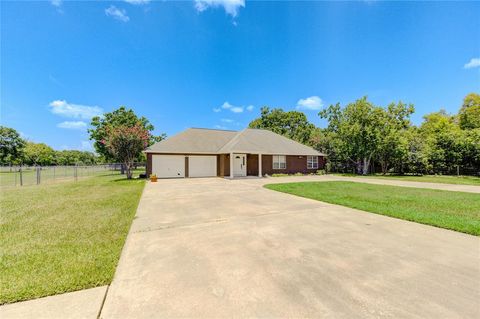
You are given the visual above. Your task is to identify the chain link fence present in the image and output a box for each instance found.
[0,163,146,188]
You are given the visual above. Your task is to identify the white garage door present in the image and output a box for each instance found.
[152,155,185,178]
[188,156,217,178]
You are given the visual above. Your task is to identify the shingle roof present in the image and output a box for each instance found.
[145,128,325,156]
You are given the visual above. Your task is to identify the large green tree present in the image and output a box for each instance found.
[459,93,480,130]
[319,97,385,175]
[102,124,150,179]
[89,106,164,161]
[248,107,316,145]
[420,110,464,174]
[23,142,56,166]
[375,101,415,174]
[0,126,26,165]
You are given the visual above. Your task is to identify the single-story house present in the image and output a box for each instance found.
[145,128,326,179]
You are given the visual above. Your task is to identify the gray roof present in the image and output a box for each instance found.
[145,128,325,156]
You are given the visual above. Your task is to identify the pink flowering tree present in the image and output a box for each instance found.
[102,123,150,179]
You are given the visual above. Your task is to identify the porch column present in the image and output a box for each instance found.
[230,152,234,179]
[258,153,262,177]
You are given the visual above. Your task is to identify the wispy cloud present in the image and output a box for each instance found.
[57,121,87,130]
[124,0,150,4]
[49,100,103,119]
[464,58,480,69]
[296,96,324,111]
[105,5,130,22]
[221,118,234,123]
[214,125,228,130]
[216,101,254,113]
[194,0,245,17]
[50,0,62,7]
[222,102,243,113]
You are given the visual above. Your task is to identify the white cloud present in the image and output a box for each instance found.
[124,0,150,4]
[219,101,244,113]
[296,96,324,111]
[214,125,228,130]
[464,58,480,69]
[221,101,234,109]
[246,105,254,111]
[221,118,234,123]
[105,5,130,22]
[194,0,245,17]
[230,107,243,113]
[49,100,103,119]
[213,108,221,112]
[50,0,62,7]
[57,121,87,130]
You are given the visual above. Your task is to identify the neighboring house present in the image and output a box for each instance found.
[145,128,326,179]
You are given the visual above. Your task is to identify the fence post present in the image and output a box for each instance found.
[53,166,56,180]
[36,167,40,185]
[74,165,78,182]
[457,165,460,176]
[15,168,17,186]
[19,167,23,186]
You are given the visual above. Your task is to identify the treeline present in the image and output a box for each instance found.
[1,107,165,173]
[0,128,100,166]
[249,93,480,175]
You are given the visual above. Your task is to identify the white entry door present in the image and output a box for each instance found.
[233,154,246,177]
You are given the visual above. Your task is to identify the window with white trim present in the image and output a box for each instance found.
[272,155,286,169]
[307,156,318,169]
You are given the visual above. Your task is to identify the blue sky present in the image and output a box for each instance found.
[1,0,479,151]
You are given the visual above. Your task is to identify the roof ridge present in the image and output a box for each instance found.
[216,128,246,153]
[190,127,238,132]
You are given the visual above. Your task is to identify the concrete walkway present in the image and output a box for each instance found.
[100,177,480,318]
[0,286,107,319]
[254,175,480,193]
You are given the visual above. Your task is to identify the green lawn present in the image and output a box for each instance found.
[0,172,145,304]
[265,181,480,236]
[334,173,480,186]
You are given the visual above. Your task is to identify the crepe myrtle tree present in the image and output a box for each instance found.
[102,124,150,179]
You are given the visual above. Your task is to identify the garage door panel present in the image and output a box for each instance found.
[152,155,185,178]
[188,156,217,177]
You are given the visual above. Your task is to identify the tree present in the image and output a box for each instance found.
[102,124,149,179]
[319,97,385,175]
[23,142,56,166]
[89,106,163,161]
[460,128,480,173]
[420,110,463,174]
[248,107,316,144]
[0,126,26,165]
[403,127,430,175]
[375,101,414,174]
[55,150,99,165]
[459,93,480,130]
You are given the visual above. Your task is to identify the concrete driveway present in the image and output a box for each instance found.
[100,177,480,318]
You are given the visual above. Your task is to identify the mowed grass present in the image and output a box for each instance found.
[0,172,145,304]
[265,181,480,236]
[334,173,480,186]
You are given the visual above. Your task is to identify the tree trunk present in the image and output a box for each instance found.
[356,160,362,175]
[380,160,388,175]
[362,157,371,175]
[125,162,133,179]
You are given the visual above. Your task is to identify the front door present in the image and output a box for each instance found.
[233,154,247,177]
